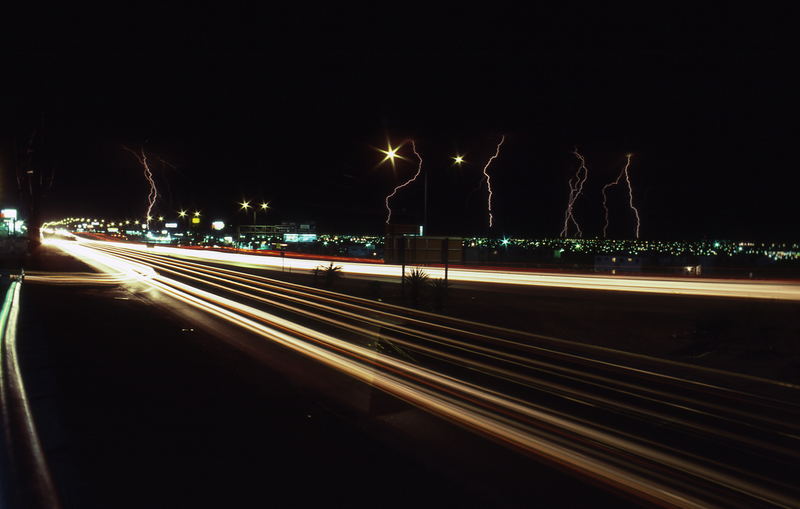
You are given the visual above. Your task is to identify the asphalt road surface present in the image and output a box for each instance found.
[17,243,639,508]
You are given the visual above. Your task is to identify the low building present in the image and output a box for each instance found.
[594,255,643,273]
[237,221,316,242]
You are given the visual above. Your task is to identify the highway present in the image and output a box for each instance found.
[54,237,800,301]
[36,237,800,507]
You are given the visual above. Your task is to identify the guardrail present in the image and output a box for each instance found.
[0,272,62,509]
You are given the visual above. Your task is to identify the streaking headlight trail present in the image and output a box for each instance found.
[67,238,800,301]
[44,237,800,508]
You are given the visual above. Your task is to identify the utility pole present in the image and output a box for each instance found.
[422,171,428,236]
[17,119,55,251]
[399,236,406,297]
[442,237,449,285]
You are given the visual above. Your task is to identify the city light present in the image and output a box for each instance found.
[377,140,407,170]
[453,155,465,165]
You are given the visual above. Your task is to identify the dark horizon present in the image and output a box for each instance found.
[1,4,794,240]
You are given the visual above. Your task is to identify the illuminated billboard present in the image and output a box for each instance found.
[283,233,317,243]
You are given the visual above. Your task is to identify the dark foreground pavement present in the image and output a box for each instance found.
[16,246,637,508]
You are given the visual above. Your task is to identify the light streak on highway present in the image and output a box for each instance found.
[23,271,131,285]
[384,140,423,224]
[123,145,159,228]
[560,148,590,238]
[43,237,800,508]
[66,238,800,301]
[602,153,641,238]
[482,135,505,228]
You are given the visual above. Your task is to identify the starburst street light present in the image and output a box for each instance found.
[377,141,407,170]
[453,155,465,165]
[260,202,270,211]
[193,211,201,217]
[178,210,187,218]
[240,200,257,224]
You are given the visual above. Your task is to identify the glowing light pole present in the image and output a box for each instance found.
[239,200,255,224]
[259,202,270,225]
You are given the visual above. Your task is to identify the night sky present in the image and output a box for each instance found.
[0,4,795,239]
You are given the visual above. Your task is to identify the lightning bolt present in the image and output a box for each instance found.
[482,135,505,228]
[560,148,590,238]
[384,139,423,224]
[123,145,158,229]
[601,153,640,238]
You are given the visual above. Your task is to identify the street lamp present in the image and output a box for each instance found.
[453,155,465,165]
[378,141,407,170]
[258,202,270,225]
[240,200,256,224]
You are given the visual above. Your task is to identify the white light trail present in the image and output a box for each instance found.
[384,139,423,224]
[47,238,800,509]
[482,135,505,228]
[602,153,641,238]
[71,238,800,301]
[560,148,590,238]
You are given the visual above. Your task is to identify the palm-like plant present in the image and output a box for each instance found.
[319,262,343,289]
[404,267,429,306]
